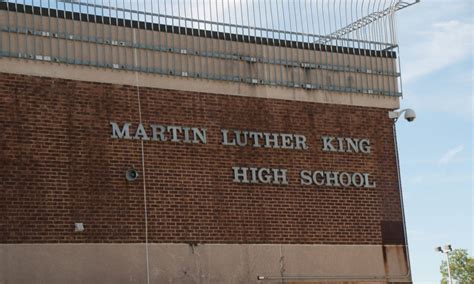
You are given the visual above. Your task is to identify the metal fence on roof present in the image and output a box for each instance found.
[0,0,419,96]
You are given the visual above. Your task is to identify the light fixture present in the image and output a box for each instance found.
[435,244,454,284]
[444,245,453,252]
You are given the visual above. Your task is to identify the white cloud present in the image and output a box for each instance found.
[401,20,473,83]
[438,145,465,165]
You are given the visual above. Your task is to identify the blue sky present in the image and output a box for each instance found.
[395,0,473,282]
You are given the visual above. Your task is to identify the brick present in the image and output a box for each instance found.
[0,72,403,244]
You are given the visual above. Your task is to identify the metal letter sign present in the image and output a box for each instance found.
[110,122,375,188]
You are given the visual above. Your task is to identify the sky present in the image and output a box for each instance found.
[394,0,473,282]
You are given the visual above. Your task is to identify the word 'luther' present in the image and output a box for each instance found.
[222,129,308,150]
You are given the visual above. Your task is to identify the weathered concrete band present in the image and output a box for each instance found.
[0,243,410,284]
[0,58,400,109]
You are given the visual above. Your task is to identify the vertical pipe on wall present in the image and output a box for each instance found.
[392,123,412,279]
[132,23,151,284]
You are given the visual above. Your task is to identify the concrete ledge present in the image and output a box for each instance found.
[0,243,410,284]
[0,58,400,109]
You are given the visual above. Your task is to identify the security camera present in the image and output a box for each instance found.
[388,108,416,122]
[404,108,416,122]
[125,167,139,182]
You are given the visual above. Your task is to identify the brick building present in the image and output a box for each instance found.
[0,1,417,283]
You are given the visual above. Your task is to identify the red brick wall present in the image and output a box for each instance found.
[0,72,404,244]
